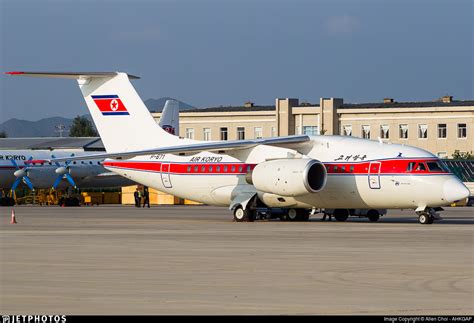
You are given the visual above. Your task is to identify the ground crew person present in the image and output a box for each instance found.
[134,187,140,208]
[143,186,150,208]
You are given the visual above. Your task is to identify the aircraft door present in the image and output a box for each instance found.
[368,161,381,189]
[160,163,172,188]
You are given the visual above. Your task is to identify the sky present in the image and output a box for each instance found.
[0,0,472,121]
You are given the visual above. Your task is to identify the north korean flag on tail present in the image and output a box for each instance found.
[91,95,129,116]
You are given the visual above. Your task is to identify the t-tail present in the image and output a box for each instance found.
[5,71,182,152]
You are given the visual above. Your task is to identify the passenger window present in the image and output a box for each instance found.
[231,166,236,172]
[334,166,338,172]
[427,162,443,172]
[247,165,251,172]
[209,166,213,172]
[341,166,346,172]
[406,162,416,172]
[201,165,206,172]
[238,166,243,172]
[350,166,354,173]
[216,166,221,172]
[224,166,228,172]
[194,166,198,172]
[187,166,191,172]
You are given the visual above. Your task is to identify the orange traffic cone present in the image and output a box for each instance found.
[10,209,17,224]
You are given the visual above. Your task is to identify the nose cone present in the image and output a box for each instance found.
[443,178,470,203]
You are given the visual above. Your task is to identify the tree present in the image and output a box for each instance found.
[0,131,7,138]
[69,116,98,137]
[451,150,474,160]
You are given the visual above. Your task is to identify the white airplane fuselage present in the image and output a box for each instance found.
[103,136,469,210]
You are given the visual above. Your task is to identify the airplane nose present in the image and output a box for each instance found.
[443,178,470,203]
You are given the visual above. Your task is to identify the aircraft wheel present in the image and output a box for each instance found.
[287,208,301,221]
[233,206,254,222]
[367,209,380,222]
[334,209,349,222]
[418,212,433,225]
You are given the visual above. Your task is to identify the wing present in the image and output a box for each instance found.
[49,135,312,162]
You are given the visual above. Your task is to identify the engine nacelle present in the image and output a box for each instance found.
[248,158,327,197]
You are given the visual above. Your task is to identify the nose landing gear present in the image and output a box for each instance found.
[416,208,442,224]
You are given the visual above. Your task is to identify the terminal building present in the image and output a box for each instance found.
[152,96,474,159]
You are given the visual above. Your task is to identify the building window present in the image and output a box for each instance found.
[220,127,228,141]
[418,124,428,139]
[303,126,319,136]
[380,125,389,139]
[237,127,245,140]
[271,127,277,137]
[254,127,263,139]
[399,124,408,139]
[362,125,371,139]
[343,125,352,136]
[203,128,211,141]
[458,123,467,138]
[185,128,194,139]
[438,124,447,138]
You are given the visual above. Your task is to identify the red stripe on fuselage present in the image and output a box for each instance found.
[103,158,449,175]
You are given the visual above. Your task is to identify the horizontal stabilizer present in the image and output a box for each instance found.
[5,71,140,80]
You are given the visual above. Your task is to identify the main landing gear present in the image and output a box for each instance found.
[280,208,310,222]
[233,205,255,222]
[416,208,442,225]
[233,205,311,222]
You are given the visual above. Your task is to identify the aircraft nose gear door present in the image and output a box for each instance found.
[161,163,172,188]
[368,161,381,189]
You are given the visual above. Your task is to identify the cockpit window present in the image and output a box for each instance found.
[438,161,451,172]
[427,162,444,172]
[406,162,416,172]
[415,163,426,171]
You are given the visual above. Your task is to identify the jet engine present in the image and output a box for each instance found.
[247,159,327,197]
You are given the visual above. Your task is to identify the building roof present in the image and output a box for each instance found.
[341,100,474,109]
[182,99,474,113]
[184,106,276,113]
[0,137,105,150]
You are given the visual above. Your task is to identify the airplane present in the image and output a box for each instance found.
[5,71,470,224]
[0,98,179,205]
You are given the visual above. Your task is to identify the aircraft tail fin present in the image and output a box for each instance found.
[5,71,181,153]
[158,100,180,136]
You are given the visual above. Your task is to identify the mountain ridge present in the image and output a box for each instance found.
[0,97,195,137]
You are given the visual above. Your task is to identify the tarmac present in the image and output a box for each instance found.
[0,205,473,315]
